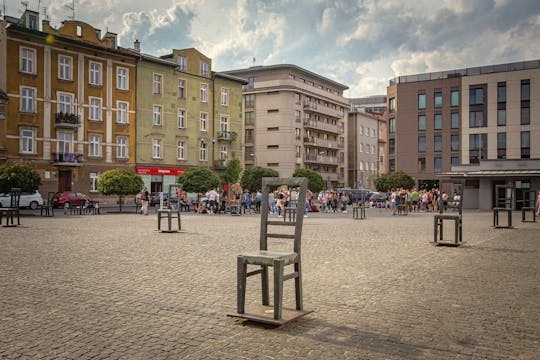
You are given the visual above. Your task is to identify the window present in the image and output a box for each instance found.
[418,93,426,109]
[388,97,396,113]
[152,138,162,159]
[497,82,506,103]
[289,74,296,80]
[89,61,102,85]
[58,55,72,80]
[200,112,207,131]
[388,118,395,133]
[521,79,530,101]
[294,93,301,104]
[389,139,395,155]
[177,141,185,160]
[389,159,395,172]
[116,101,128,124]
[245,111,254,125]
[497,110,506,126]
[469,86,484,105]
[116,136,128,159]
[19,127,36,154]
[451,112,459,129]
[451,157,459,166]
[178,79,186,98]
[434,113,442,130]
[90,172,99,192]
[20,87,36,113]
[177,56,186,71]
[521,131,530,159]
[434,135,442,152]
[359,143,364,152]
[199,141,207,161]
[451,134,459,151]
[220,115,229,132]
[245,94,255,108]
[220,145,228,160]
[221,88,229,106]
[418,136,426,152]
[469,111,485,127]
[200,83,208,102]
[434,157,442,173]
[200,61,209,76]
[497,132,506,159]
[469,133,487,163]
[245,129,254,142]
[153,74,162,94]
[20,47,35,74]
[434,90,442,108]
[89,134,102,157]
[57,132,73,154]
[521,107,530,125]
[57,92,74,114]
[89,97,102,121]
[178,109,186,128]
[451,89,459,106]
[371,145,375,154]
[153,105,162,126]
[116,67,128,90]
[418,158,426,171]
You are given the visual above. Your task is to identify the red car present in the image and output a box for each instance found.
[52,191,92,208]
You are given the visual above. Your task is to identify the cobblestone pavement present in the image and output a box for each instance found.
[1,209,538,359]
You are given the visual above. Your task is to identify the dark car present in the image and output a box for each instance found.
[52,191,92,208]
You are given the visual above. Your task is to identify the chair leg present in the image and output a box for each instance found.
[157,212,161,230]
[261,265,269,306]
[237,256,247,314]
[294,262,303,311]
[273,259,284,320]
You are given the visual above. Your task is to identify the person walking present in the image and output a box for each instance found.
[536,192,540,217]
[141,187,150,215]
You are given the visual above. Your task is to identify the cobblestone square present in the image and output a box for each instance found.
[1,209,538,359]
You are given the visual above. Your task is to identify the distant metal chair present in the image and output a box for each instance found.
[352,202,365,219]
[521,189,537,223]
[40,191,56,217]
[231,177,311,325]
[157,184,182,233]
[0,188,21,227]
[434,183,463,246]
[493,184,514,228]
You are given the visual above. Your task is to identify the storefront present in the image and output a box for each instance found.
[136,167,186,193]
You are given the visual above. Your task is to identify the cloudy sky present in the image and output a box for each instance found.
[5,0,540,97]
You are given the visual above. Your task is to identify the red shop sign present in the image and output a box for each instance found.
[136,167,185,176]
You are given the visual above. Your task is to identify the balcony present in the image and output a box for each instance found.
[319,172,338,182]
[55,112,80,128]
[214,159,228,170]
[303,119,340,133]
[303,101,344,119]
[303,136,338,149]
[303,153,338,165]
[244,153,255,162]
[217,131,237,142]
[52,152,83,166]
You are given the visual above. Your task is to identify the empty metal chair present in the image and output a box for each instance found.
[40,191,56,217]
[493,184,514,228]
[157,184,182,232]
[1,188,21,227]
[434,183,463,246]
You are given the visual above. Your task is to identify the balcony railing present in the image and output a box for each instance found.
[55,112,80,127]
[217,131,237,142]
[303,153,338,165]
[303,119,340,133]
[214,159,228,170]
[52,152,83,165]
[303,101,345,119]
[303,136,338,149]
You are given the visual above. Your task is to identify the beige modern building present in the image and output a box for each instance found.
[387,59,540,209]
[224,65,349,188]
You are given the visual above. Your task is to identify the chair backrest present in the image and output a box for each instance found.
[439,182,464,215]
[167,183,182,209]
[260,177,307,254]
[495,184,513,209]
[9,188,21,207]
[522,190,537,207]
[47,191,56,205]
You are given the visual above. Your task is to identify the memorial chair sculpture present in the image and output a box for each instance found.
[520,189,537,223]
[157,184,182,233]
[230,177,311,325]
[493,184,514,229]
[0,188,21,227]
[40,191,56,217]
[433,182,463,246]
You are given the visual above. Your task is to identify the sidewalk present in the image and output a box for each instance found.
[1,210,538,359]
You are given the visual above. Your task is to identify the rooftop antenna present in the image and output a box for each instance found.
[65,0,75,20]
[20,1,29,12]
[1,0,5,19]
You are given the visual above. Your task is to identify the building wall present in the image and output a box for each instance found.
[347,111,379,189]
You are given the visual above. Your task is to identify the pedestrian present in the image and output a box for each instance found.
[536,192,540,217]
[140,187,149,215]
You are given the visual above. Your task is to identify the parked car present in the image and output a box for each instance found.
[52,191,92,208]
[370,192,389,207]
[0,190,43,210]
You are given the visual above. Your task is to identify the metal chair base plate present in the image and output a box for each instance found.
[228,305,312,326]
[432,241,465,247]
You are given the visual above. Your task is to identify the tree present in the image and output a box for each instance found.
[240,166,279,192]
[97,169,144,212]
[223,157,241,185]
[292,168,325,193]
[373,170,415,193]
[0,163,41,193]
[178,166,220,194]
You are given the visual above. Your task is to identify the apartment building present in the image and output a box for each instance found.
[133,47,246,192]
[347,110,379,189]
[224,64,349,188]
[1,10,138,194]
[387,60,540,209]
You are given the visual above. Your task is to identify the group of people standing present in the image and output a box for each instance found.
[387,188,460,215]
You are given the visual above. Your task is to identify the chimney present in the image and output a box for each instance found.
[134,39,140,52]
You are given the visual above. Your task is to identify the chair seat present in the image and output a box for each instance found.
[240,250,298,266]
[435,214,460,220]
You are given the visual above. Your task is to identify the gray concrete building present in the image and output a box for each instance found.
[347,110,380,189]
